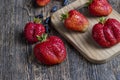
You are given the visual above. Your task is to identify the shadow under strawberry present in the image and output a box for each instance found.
[16,31,28,45]
[85,31,103,49]
[78,7,94,18]
[31,0,40,8]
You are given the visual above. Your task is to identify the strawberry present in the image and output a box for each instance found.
[34,34,67,65]
[61,10,89,32]
[88,0,112,16]
[24,18,45,43]
[36,0,50,7]
[92,17,120,47]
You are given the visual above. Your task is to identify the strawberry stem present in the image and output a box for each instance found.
[36,34,48,42]
[34,17,42,24]
[85,0,93,7]
[99,17,106,24]
[61,13,69,21]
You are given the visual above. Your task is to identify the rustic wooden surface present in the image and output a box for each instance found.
[0,0,120,80]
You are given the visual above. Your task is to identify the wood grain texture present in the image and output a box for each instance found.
[0,0,120,80]
[51,0,120,63]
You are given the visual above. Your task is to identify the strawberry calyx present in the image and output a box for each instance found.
[61,13,69,21]
[99,17,106,24]
[86,0,93,7]
[34,17,42,24]
[36,34,48,42]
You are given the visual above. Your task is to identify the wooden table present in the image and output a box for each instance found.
[0,0,120,80]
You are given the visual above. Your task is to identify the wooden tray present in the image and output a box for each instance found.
[51,0,120,63]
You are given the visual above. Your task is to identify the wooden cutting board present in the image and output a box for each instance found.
[51,0,120,63]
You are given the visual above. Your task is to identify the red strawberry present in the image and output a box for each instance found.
[24,18,45,43]
[92,17,120,47]
[34,34,67,65]
[88,0,112,16]
[36,0,50,7]
[61,10,89,32]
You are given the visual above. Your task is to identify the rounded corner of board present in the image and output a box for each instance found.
[86,51,120,64]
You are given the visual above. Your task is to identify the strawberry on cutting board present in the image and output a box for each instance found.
[92,17,120,47]
[88,0,112,16]
[34,34,67,65]
[36,0,50,7]
[24,18,45,43]
[61,10,89,32]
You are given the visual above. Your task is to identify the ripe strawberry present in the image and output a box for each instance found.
[88,0,112,16]
[24,18,45,43]
[61,10,89,32]
[34,34,67,65]
[92,17,120,47]
[36,0,50,7]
